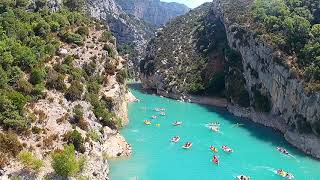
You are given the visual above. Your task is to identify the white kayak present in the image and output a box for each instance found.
[210,126,220,132]
[277,147,290,156]
[171,136,180,143]
[237,175,250,180]
[182,142,192,149]
[222,145,233,153]
[173,121,183,126]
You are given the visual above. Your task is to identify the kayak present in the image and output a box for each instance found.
[182,142,192,149]
[171,136,180,143]
[210,126,219,132]
[144,120,151,125]
[212,156,219,165]
[285,173,294,180]
[156,123,161,127]
[277,147,290,155]
[237,175,250,180]
[173,121,183,126]
[210,146,218,153]
[222,145,233,153]
[277,169,294,179]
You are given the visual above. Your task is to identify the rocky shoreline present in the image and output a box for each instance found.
[228,105,320,159]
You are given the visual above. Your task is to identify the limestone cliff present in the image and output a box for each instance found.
[86,0,190,78]
[115,0,190,26]
[140,0,320,158]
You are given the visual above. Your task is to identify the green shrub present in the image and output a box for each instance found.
[83,61,96,76]
[16,78,33,94]
[76,26,89,37]
[99,31,112,42]
[105,63,116,75]
[30,68,46,85]
[87,129,100,142]
[18,151,44,171]
[51,145,85,177]
[32,84,46,99]
[0,66,8,88]
[0,91,29,130]
[101,96,114,111]
[116,69,127,84]
[64,55,74,65]
[33,21,51,37]
[65,80,83,101]
[0,132,23,157]
[87,81,101,94]
[73,105,84,122]
[63,130,85,153]
[103,44,115,58]
[61,32,84,46]
[31,126,42,134]
[46,70,67,91]
[93,105,117,129]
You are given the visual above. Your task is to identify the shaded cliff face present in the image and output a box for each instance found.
[140,0,320,158]
[115,0,190,26]
[140,2,227,95]
[86,0,155,78]
[220,0,320,158]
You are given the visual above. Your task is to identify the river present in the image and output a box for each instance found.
[110,86,320,180]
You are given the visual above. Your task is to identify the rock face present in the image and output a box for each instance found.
[115,0,190,26]
[86,0,190,78]
[219,0,320,158]
[140,0,320,158]
[86,0,155,78]
[140,2,227,95]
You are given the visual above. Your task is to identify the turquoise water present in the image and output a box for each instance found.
[110,87,320,180]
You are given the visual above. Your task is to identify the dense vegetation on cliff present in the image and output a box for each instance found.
[0,0,87,131]
[251,0,320,92]
[0,0,127,177]
[140,3,227,95]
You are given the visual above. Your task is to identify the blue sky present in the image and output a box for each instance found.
[161,0,212,8]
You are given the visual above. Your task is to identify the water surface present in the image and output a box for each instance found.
[110,87,320,180]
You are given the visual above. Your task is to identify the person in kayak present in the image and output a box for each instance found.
[171,136,180,143]
[212,155,219,165]
[182,142,192,149]
[277,147,289,155]
[222,145,233,153]
[210,146,218,153]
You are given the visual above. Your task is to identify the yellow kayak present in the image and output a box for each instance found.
[144,120,151,125]
[210,146,218,153]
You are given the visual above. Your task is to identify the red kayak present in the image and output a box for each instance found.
[212,155,219,165]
